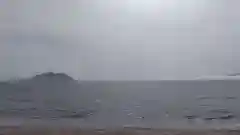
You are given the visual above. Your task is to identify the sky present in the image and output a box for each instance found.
[0,0,240,80]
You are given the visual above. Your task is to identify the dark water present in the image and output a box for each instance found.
[1,80,240,129]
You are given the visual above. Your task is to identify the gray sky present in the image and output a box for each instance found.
[1,0,240,80]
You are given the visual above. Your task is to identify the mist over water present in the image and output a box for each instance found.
[1,0,240,131]
[1,0,240,81]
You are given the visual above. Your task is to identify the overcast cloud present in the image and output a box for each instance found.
[0,0,240,80]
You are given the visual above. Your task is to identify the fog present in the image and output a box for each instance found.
[1,0,240,80]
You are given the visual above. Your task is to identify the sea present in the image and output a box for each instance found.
[1,80,240,129]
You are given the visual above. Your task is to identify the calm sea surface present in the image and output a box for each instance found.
[1,80,240,129]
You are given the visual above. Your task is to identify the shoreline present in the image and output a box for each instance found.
[1,117,240,131]
[2,126,240,135]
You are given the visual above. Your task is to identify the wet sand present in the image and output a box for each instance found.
[2,126,240,135]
